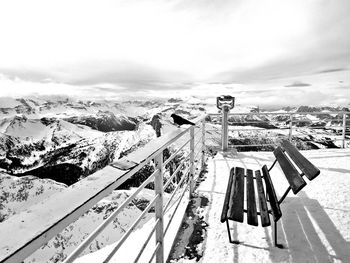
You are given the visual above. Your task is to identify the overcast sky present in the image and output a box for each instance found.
[0,0,349,106]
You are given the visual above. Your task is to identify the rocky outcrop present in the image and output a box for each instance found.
[65,111,138,132]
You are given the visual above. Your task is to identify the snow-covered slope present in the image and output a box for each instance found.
[0,173,66,222]
[0,172,157,263]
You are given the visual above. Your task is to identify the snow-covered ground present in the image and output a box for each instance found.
[188,149,350,263]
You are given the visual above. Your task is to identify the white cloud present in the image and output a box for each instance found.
[0,0,350,106]
[0,0,326,79]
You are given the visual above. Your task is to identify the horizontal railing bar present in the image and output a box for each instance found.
[133,219,159,263]
[232,143,277,148]
[103,194,159,263]
[229,121,283,124]
[231,139,349,148]
[229,129,286,132]
[229,127,347,132]
[163,182,188,237]
[163,152,190,191]
[148,242,160,263]
[228,121,345,125]
[63,170,158,263]
[163,138,191,167]
[208,111,349,116]
[163,168,190,213]
[210,126,349,132]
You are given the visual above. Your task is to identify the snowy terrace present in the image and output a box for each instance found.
[0,110,349,263]
[192,148,350,263]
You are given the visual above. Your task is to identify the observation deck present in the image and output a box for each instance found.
[0,111,349,263]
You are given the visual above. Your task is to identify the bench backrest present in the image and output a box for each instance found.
[273,139,320,194]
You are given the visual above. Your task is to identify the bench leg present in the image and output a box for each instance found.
[273,220,284,248]
[226,220,240,244]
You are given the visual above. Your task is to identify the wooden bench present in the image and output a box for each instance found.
[220,139,320,248]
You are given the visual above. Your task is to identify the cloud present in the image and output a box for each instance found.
[1,0,350,107]
[284,81,311,87]
[2,0,350,85]
[0,68,55,83]
[316,68,348,74]
[0,60,194,92]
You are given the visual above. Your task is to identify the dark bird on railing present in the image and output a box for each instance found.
[171,114,195,126]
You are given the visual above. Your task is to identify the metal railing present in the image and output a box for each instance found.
[208,111,349,150]
[0,117,206,263]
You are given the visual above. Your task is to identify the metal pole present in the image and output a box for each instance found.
[222,105,229,151]
[342,113,347,148]
[288,114,293,141]
[189,126,195,198]
[154,153,164,263]
[201,119,205,171]
[274,221,278,247]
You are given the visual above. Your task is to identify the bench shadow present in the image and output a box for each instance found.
[308,153,350,160]
[268,192,350,263]
[318,167,350,174]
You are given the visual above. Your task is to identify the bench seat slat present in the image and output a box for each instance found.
[262,165,282,222]
[246,169,258,226]
[255,170,271,227]
[220,168,235,223]
[274,147,306,194]
[228,167,245,222]
[281,140,320,180]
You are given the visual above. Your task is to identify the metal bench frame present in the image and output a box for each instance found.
[221,139,321,248]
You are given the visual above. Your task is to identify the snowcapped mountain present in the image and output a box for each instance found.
[64,111,138,132]
[1,95,349,262]
[0,117,157,184]
[1,96,348,184]
[0,96,209,185]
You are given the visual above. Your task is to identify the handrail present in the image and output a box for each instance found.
[208,111,348,150]
[209,111,349,116]
[0,115,207,263]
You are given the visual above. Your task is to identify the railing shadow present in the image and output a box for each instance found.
[268,192,350,262]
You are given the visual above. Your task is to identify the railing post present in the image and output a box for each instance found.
[201,119,206,171]
[189,126,195,198]
[222,105,229,151]
[342,113,347,148]
[288,114,293,141]
[154,153,164,263]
